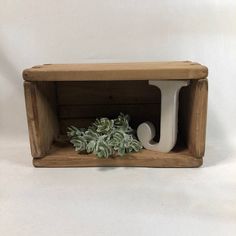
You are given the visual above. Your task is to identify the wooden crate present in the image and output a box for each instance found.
[23,61,208,167]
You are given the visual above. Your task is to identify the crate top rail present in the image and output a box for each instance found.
[23,61,208,81]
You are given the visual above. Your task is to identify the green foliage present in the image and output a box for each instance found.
[67,113,143,158]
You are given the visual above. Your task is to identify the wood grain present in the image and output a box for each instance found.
[56,80,161,135]
[179,79,208,158]
[33,144,202,168]
[58,104,161,135]
[23,61,208,81]
[58,104,160,119]
[56,81,161,105]
[24,81,59,158]
[23,62,208,167]
[59,116,160,135]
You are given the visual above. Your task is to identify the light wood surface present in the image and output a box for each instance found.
[24,81,59,158]
[23,61,208,81]
[33,144,202,168]
[179,79,208,157]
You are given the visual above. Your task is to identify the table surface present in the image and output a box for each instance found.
[0,137,235,236]
[23,61,208,81]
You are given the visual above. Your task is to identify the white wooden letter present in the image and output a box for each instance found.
[137,80,189,153]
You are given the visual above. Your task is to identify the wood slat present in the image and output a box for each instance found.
[58,103,160,119]
[24,81,59,158]
[33,145,202,168]
[23,61,208,81]
[56,81,161,105]
[179,79,208,158]
[59,116,160,135]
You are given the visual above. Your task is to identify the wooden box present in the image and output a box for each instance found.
[23,61,208,167]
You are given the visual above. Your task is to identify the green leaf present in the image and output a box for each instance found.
[71,136,87,152]
[95,139,113,158]
[130,139,143,152]
[118,145,125,156]
[114,113,132,133]
[67,125,83,137]
[84,129,99,142]
[93,117,114,134]
[67,113,143,158]
[86,140,96,153]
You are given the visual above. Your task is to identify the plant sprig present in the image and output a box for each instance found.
[67,113,143,158]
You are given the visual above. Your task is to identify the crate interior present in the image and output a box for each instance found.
[57,81,161,140]
[31,80,202,167]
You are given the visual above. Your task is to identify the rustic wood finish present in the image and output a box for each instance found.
[59,115,160,135]
[56,80,161,134]
[56,81,161,105]
[24,81,59,158]
[23,61,208,81]
[58,104,160,119]
[33,145,202,168]
[23,61,208,167]
[179,79,208,158]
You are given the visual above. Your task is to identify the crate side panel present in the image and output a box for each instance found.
[24,81,59,158]
[179,78,208,158]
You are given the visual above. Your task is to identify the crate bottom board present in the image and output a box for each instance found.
[33,144,202,168]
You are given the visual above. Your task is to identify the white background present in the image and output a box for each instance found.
[0,0,236,235]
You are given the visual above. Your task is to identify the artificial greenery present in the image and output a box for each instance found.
[67,113,143,158]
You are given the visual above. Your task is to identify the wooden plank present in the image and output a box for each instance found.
[59,116,160,135]
[56,81,161,105]
[23,61,208,81]
[24,81,59,158]
[33,145,202,168]
[58,103,160,118]
[60,118,95,133]
[58,103,161,135]
[179,79,208,158]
